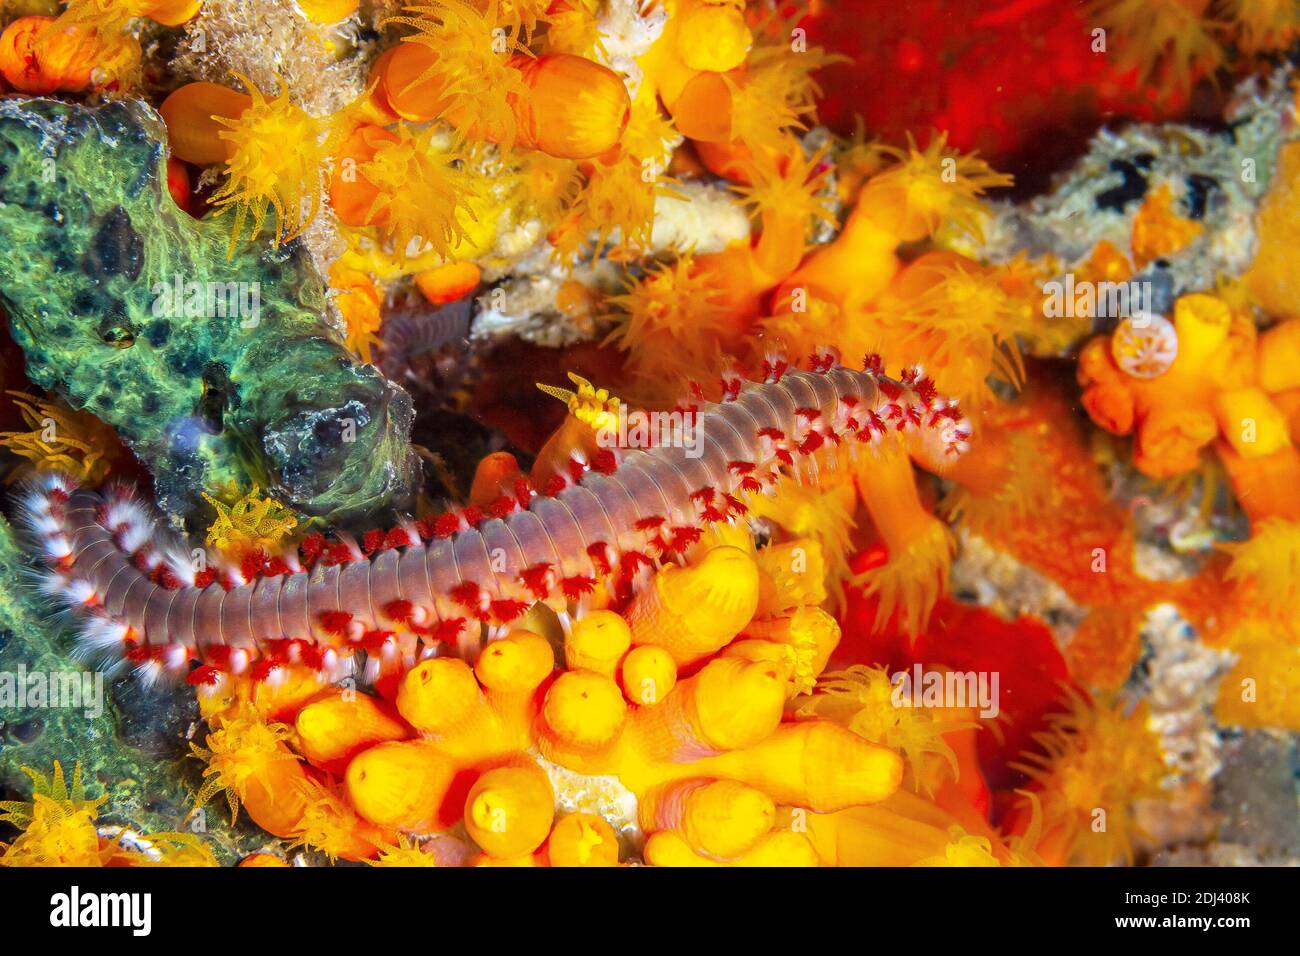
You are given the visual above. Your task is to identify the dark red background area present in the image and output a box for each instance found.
[805,0,1233,194]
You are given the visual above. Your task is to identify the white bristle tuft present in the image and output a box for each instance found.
[164,644,191,671]
[40,471,75,494]
[43,536,72,560]
[81,616,132,651]
[64,579,98,605]
[115,519,153,554]
[19,490,53,518]
[30,514,62,536]
[134,658,165,688]
[333,531,364,562]
[38,571,71,598]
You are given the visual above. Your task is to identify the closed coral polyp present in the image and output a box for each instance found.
[0,16,100,94]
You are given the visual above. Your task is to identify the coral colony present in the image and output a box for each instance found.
[0,0,1297,873]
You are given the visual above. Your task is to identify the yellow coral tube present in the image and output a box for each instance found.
[565,610,632,676]
[855,444,954,634]
[344,740,457,831]
[668,69,733,143]
[1216,442,1300,523]
[742,607,841,680]
[800,804,956,867]
[640,778,775,860]
[464,760,555,860]
[537,669,627,773]
[1258,319,1300,393]
[627,658,787,769]
[643,829,820,867]
[777,200,902,313]
[624,545,760,666]
[1172,293,1232,372]
[619,645,677,705]
[1215,387,1291,459]
[295,690,409,773]
[396,658,509,763]
[475,630,555,748]
[158,82,251,165]
[546,813,621,866]
[698,721,904,812]
[511,54,631,159]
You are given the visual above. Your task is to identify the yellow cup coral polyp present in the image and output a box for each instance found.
[330,122,481,261]
[546,812,620,867]
[676,0,752,73]
[857,132,1012,243]
[640,779,774,860]
[158,76,336,253]
[1006,692,1168,866]
[328,263,385,364]
[1,762,218,867]
[344,740,456,831]
[212,75,336,251]
[623,545,760,666]
[0,391,121,484]
[201,484,299,558]
[382,0,531,149]
[372,37,617,170]
[0,762,106,866]
[295,691,410,774]
[463,761,555,859]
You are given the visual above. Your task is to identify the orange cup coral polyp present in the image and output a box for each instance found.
[511,53,632,159]
[0,16,99,95]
